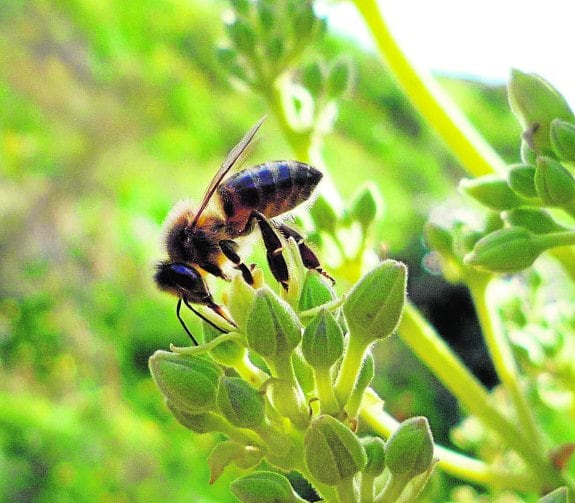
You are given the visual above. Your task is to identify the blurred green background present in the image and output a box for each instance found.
[0,1,522,501]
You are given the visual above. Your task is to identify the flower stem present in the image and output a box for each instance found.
[352,0,505,177]
[315,367,341,415]
[334,334,369,407]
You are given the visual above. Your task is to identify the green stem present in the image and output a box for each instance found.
[397,302,560,488]
[360,474,376,503]
[234,352,269,388]
[537,230,575,250]
[315,367,341,415]
[467,276,543,445]
[375,472,409,503]
[550,247,575,282]
[333,334,369,407]
[336,477,357,503]
[352,0,505,177]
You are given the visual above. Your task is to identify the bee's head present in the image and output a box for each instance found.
[154,261,213,305]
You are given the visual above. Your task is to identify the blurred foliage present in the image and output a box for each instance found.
[0,0,525,501]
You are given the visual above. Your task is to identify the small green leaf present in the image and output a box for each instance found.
[504,208,567,234]
[208,441,262,484]
[348,183,383,231]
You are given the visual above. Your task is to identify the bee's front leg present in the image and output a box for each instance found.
[219,239,254,285]
[248,211,289,291]
[277,223,335,285]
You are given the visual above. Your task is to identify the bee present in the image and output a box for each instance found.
[154,117,333,344]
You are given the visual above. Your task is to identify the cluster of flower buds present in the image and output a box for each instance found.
[427,70,575,276]
[149,232,437,501]
[217,0,326,89]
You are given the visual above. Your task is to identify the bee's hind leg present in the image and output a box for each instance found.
[248,211,290,291]
[277,223,335,285]
[219,239,254,285]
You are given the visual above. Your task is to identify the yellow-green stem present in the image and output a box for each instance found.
[334,334,370,407]
[466,276,544,452]
[397,302,560,488]
[352,0,505,177]
[336,477,357,503]
[375,472,409,503]
[360,473,376,503]
[315,367,341,415]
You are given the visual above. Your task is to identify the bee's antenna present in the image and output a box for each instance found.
[176,297,199,345]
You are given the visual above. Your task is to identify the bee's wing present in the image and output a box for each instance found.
[191,116,266,228]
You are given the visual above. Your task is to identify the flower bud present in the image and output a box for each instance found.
[304,415,367,485]
[464,227,542,273]
[343,260,407,342]
[459,175,523,210]
[298,271,335,312]
[508,69,575,156]
[217,377,265,429]
[301,60,325,98]
[327,57,353,98]
[266,379,309,428]
[535,156,575,206]
[246,287,302,360]
[231,471,307,503]
[264,36,284,61]
[504,208,566,235]
[302,309,344,370]
[385,417,434,478]
[520,140,537,166]
[227,271,257,332]
[309,194,338,234]
[361,436,386,477]
[149,351,222,414]
[291,350,315,396]
[538,487,569,503]
[166,404,221,434]
[208,440,262,484]
[226,19,257,56]
[424,222,454,257]
[348,183,383,231]
[550,119,575,163]
[507,163,538,199]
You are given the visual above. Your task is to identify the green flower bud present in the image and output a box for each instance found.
[538,487,569,503]
[257,2,275,31]
[208,440,263,484]
[551,119,575,163]
[265,36,284,61]
[343,260,407,342]
[298,270,335,312]
[385,417,434,478]
[227,271,257,332]
[349,183,383,231]
[327,57,353,98]
[464,227,542,273]
[301,60,325,98]
[535,156,575,206]
[520,140,537,166]
[304,415,367,485]
[149,351,222,414]
[507,163,538,199]
[166,404,221,434]
[508,69,575,156]
[266,379,309,428]
[302,309,344,370]
[291,1,316,37]
[246,287,302,360]
[361,436,386,477]
[424,222,454,257]
[459,175,523,210]
[217,377,265,429]
[310,194,338,234]
[504,208,567,234]
[231,471,307,503]
[226,19,256,56]
[345,352,374,418]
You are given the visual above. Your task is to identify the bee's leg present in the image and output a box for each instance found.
[200,262,231,282]
[248,211,290,291]
[176,297,199,345]
[278,223,335,285]
[219,239,254,285]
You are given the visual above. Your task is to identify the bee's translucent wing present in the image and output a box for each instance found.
[191,116,266,228]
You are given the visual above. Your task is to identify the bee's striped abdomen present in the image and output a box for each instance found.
[218,161,322,231]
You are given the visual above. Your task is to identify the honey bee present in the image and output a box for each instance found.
[154,117,333,344]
